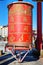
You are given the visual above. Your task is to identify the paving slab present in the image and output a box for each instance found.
[8,58,43,65]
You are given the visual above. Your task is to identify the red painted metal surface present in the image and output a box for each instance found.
[8,2,33,50]
[37,2,42,50]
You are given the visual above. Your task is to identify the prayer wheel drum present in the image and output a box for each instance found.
[8,2,33,50]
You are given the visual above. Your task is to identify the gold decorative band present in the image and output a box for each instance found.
[8,32,32,34]
[9,23,32,25]
[8,42,32,46]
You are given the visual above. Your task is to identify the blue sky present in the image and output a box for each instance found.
[0,0,43,33]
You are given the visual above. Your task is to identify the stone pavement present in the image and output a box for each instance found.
[8,58,43,65]
[0,49,43,65]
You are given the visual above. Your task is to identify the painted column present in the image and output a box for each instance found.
[37,2,42,51]
[18,0,23,1]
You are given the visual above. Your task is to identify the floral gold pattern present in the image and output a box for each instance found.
[19,34,23,41]
[10,24,14,30]
[25,7,32,15]
[9,5,32,16]
[23,17,27,22]
[9,35,15,42]
[24,26,28,31]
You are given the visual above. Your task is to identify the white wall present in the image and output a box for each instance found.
[1,26,8,37]
[0,26,3,36]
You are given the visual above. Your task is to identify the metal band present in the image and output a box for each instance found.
[7,44,29,48]
[8,42,32,44]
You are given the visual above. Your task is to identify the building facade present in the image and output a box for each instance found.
[0,25,8,41]
[0,26,3,36]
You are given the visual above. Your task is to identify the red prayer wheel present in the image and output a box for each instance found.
[8,2,33,50]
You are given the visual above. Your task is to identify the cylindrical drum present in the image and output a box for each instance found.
[8,2,33,50]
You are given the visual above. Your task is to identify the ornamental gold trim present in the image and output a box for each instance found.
[26,7,32,15]
[23,17,27,22]
[9,23,32,25]
[10,25,14,30]
[19,34,23,41]
[10,16,14,22]
[9,35,15,42]
[24,26,28,31]
[8,42,31,44]
[9,5,32,16]
[8,32,32,34]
